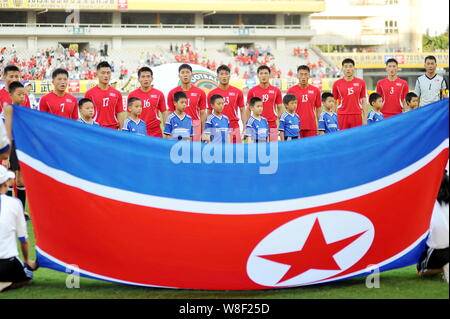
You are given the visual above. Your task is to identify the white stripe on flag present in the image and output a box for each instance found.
[16,138,449,215]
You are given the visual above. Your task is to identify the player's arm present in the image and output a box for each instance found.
[199,91,208,132]
[115,93,127,130]
[276,104,284,118]
[276,88,284,117]
[39,95,48,113]
[206,92,212,116]
[401,82,409,111]
[278,116,285,141]
[414,78,421,98]
[361,97,368,125]
[160,111,169,126]
[200,109,207,132]
[332,83,340,110]
[158,94,169,126]
[239,106,247,132]
[71,98,79,120]
[360,83,368,125]
[315,106,321,123]
[314,90,322,124]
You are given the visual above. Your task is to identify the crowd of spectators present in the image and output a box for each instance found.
[1,43,340,81]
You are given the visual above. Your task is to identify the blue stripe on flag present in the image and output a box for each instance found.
[12,99,449,203]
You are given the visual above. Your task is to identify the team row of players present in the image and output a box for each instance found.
[0,56,446,142]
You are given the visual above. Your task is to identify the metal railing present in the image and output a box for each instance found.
[0,23,311,30]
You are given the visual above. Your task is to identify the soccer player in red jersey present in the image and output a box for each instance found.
[207,65,245,143]
[127,67,168,138]
[246,65,283,142]
[332,58,368,130]
[167,64,207,141]
[84,61,126,129]
[376,58,409,118]
[287,65,322,138]
[0,65,31,113]
[39,69,78,120]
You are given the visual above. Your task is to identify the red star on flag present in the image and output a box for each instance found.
[258,218,367,284]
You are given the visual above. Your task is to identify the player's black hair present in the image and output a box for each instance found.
[52,68,69,79]
[249,96,262,107]
[425,55,437,63]
[138,66,153,77]
[297,65,310,73]
[178,64,192,73]
[385,58,398,65]
[405,92,418,104]
[174,91,188,103]
[321,92,334,103]
[217,65,230,74]
[78,98,93,109]
[8,81,24,94]
[96,61,112,71]
[3,65,19,76]
[369,92,383,106]
[127,97,141,107]
[283,94,297,105]
[342,58,355,66]
[210,94,224,106]
[257,65,271,74]
[437,170,449,205]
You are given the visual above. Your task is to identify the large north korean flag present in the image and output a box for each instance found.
[12,99,449,290]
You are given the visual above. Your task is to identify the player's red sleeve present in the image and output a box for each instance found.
[115,92,124,114]
[332,82,339,101]
[360,81,367,100]
[315,88,321,108]
[199,90,207,110]
[206,91,212,110]
[71,97,79,120]
[39,95,48,113]
[275,88,282,105]
[237,89,245,108]
[22,94,31,108]
[158,91,167,112]
[167,90,175,112]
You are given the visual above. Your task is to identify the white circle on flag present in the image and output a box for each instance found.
[246,211,375,287]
